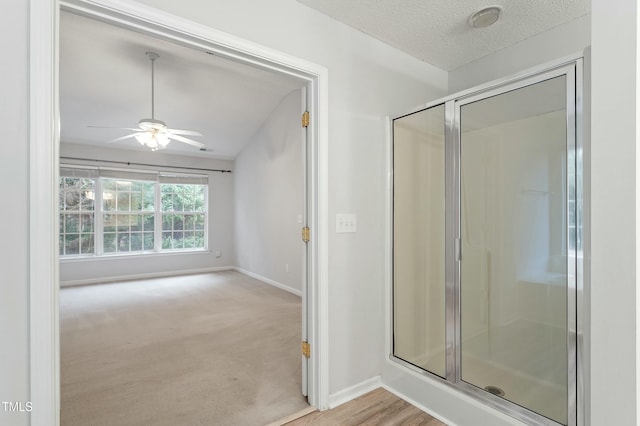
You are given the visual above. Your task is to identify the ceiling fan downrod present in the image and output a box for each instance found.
[146,51,160,121]
[90,50,205,151]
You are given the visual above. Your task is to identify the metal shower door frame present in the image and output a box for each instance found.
[450,62,580,426]
[390,57,583,426]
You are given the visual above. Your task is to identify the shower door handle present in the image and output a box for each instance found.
[455,238,462,261]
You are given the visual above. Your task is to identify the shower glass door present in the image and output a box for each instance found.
[391,60,581,426]
[393,104,446,378]
[458,75,574,425]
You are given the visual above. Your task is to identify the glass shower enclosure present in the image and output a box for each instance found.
[392,60,581,426]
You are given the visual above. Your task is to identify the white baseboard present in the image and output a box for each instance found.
[233,267,302,297]
[327,376,382,409]
[60,266,234,287]
[381,384,454,426]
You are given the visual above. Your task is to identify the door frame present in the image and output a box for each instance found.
[29,0,330,424]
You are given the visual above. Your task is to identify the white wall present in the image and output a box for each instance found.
[234,89,304,294]
[0,1,30,425]
[448,15,591,93]
[59,143,235,285]
[132,0,449,397]
[590,1,638,424]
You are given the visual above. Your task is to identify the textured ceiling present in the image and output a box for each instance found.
[60,11,304,160]
[297,0,590,71]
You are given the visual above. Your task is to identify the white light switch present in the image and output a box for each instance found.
[336,213,357,233]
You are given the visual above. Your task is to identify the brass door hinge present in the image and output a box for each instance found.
[302,111,310,128]
[302,341,311,358]
[302,226,310,243]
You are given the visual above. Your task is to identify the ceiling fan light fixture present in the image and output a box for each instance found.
[136,118,170,149]
[469,6,502,29]
[135,131,159,148]
[135,129,170,150]
[157,132,170,147]
[92,51,205,151]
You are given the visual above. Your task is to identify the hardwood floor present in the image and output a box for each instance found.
[283,388,446,426]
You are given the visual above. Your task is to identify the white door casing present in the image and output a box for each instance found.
[30,0,330,423]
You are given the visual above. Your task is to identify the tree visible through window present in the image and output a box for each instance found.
[161,184,206,250]
[58,168,208,257]
[59,177,95,256]
[102,179,155,254]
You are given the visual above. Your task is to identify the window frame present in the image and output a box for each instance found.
[100,177,157,255]
[59,166,209,259]
[160,182,208,251]
[59,176,96,257]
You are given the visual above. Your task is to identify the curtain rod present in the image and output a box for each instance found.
[60,156,232,174]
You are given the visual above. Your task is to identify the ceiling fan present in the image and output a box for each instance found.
[91,51,205,151]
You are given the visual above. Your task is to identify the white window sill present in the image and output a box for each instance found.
[60,249,210,263]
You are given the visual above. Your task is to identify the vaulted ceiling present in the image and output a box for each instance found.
[60,11,304,160]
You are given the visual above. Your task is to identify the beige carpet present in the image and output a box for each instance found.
[60,270,309,425]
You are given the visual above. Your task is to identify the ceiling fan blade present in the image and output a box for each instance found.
[89,125,142,131]
[169,134,205,149]
[108,133,141,143]
[166,128,203,137]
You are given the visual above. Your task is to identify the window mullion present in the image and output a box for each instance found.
[95,178,104,255]
[204,184,209,250]
[155,181,161,252]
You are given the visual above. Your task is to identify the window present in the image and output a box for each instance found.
[103,179,156,254]
[59,166,208,258]
[161,184,206,250]
[59,176,95,256]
